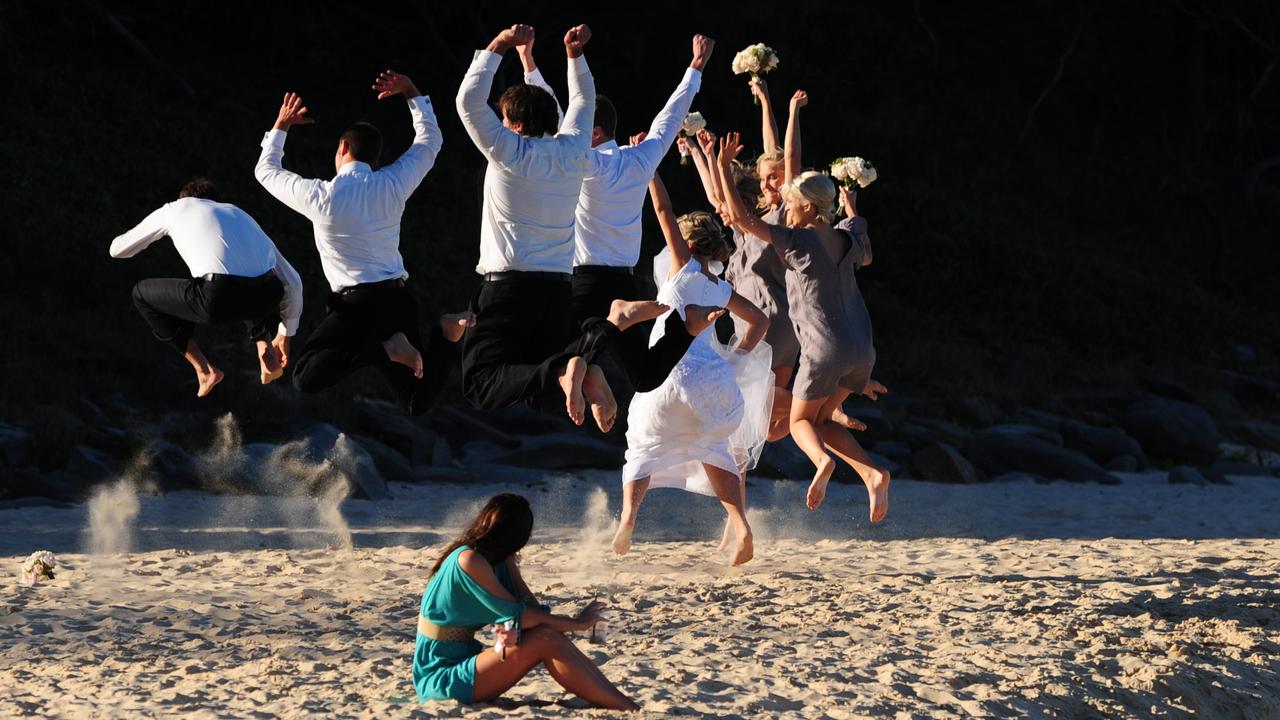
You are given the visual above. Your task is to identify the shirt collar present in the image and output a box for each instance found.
[336,161,371,177]
[595,140,620,154]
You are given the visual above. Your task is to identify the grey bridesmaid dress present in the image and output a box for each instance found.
[725,205,801,370]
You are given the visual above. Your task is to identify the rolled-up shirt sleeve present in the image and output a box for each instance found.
[382,95,444,199]
[254,130,328,219]
[457,50,524,166]
[110,204,171,258]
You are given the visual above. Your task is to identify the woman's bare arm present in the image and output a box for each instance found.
[783,90,806,183]
[751,77,781,155]
[716,132,774,242]
[648,172,693,279]
[725,291,768,352]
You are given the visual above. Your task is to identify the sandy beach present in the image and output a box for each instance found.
[2,472,1278,718]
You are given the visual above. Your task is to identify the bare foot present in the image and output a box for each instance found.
[440,312,475,343]
[382,332,423,378]
[195,366,224,398]
[684,304,725,336]
[863,468,891,523]
[730,531,754,566]
[806,454,835,510]
[862,379,888,401]
[607,299,669,332]
[582,364,617,433]
[611,519,635,555]
[558,356,587,425]
[830,407,867,431]
[258,341,283,385]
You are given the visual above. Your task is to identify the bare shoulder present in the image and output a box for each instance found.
[457,549,492,577]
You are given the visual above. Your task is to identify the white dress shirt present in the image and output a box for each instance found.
[109,197,304,336]
[254,95,443,292]
[525,67,702,268]
[456,50,596,275]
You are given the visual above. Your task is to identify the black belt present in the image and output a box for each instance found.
[573,265,634,276]
[200,271,275,283]
[338,277,406,295]
[482,271,571,283]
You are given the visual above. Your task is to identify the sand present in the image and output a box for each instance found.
[2,472,1278,718]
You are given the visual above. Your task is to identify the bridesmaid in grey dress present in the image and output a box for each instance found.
[715,131,891,525]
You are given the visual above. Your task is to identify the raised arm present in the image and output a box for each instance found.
[632,34,712,173]
[371,70,443,197]
[456,25,534,164]
[517,38,565,128]
[750,77,781,155]
[725,291,769,352]
[559,24,595,148]
[836,186,873,267]
[783,90,806,183]
[255,92,327,218]
[684,134,721,210]
[693,129,724,209]
[109,204,170,258]
[716,132,774,241]
[648,172,693,279]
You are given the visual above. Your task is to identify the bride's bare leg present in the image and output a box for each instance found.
[472,626,638,710]
[716,472,747,553]
[704,464,753,565]
[612,478,650,555]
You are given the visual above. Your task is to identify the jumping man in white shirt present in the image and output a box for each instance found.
[110,179,304,398]
[256,70,468,415]
[456,24,717,431]
[519,33,715,394]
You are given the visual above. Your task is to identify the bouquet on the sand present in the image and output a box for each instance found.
[732,43,780,104]
[678,112,707,165]
[830,156,878,189]
[19,551,57,586]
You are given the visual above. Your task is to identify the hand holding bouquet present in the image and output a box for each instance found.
[732,44,780,104]
[678,112,707,165]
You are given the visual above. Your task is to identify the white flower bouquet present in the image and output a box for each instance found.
[19,551,57,586]
[677,112,707,165]
[830,156,878,189]
[732,44,780,104]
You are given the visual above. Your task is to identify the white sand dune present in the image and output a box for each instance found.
[2,473,1278,718]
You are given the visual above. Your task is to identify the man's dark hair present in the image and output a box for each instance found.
[594,95,617,140]
[178,178,221,202]
[341,122,383,166]
[498,84,560,138]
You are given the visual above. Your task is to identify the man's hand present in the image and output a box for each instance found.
[629,131,647,147]
[272,334,291,369]
[790,89,808,112]
[690,34,715,72]
[488,24,534,55]
[372,69,421,100]
[749,76,770,103]
[517,33,538,73]
[273,92,314,132]
[564,24,591,58]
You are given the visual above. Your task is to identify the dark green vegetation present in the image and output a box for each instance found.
[2,1,1277,467]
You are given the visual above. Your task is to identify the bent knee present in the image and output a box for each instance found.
[522,625,570,647]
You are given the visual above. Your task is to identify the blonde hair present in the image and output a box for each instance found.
[754,149,784,174]
[677,211,735,260]
[780,171,837,225]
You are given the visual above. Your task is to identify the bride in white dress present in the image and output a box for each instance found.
[611,173,773,566]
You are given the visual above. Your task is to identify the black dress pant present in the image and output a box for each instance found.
[569,266,694,393]
[131,273,283,352]
[462,274,615,411]
[291,281,456,416]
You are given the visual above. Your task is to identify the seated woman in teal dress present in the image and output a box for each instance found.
[412,493,638,711]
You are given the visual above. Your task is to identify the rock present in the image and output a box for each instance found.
[1123,397,1221,465]
[146,441,201,492]
[489,432,623,471]
[755,437,812,479]
[982,424,1064,447]
[347,400,439,464]
[1104,455,1140,472]
[1167,465,1208,486]
[1202,461,1272,484]
[350,434,413,484]
[1060,420,1145,467]
[64,446,117,484]
[1227,420,1280,452]
[1221,370,1280,411]
[0,423,32,468]
[409,466,480,484]
[967,432,1113,484]
[461,440,509,468]
[911,418,972,447]
[911,443,983,484]
[992,471,1050,484]
[869,440,912,464]
[1138,373,1196,402]
[866,452,901,478]
[846,406,894,439]
[1014,408,1070,432]
[952,396,999,428]
[328,434,390,501]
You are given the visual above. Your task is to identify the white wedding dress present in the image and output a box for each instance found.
[621,254,774,494]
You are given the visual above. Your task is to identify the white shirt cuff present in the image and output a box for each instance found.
[472,49,504,73]
[262,129,287,149]
[685,67,702,87]
[408,95,431,111]
[278,320,298,337]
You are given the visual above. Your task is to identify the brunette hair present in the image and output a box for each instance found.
[498,84,560,138]
[429,493,533,577]
[593,95,617,140]
[340,122,383,165]
[178,178,220,201]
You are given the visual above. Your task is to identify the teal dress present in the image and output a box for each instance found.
[412,546,525,703]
